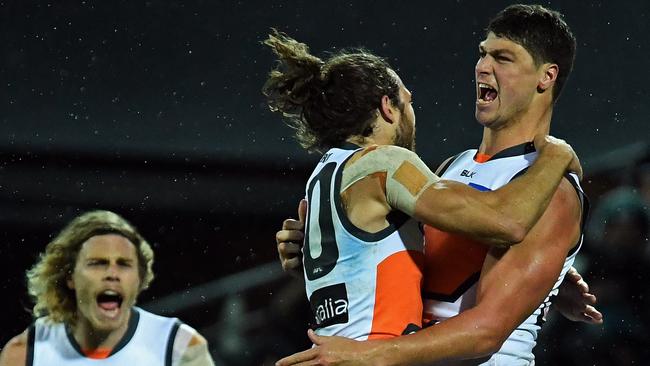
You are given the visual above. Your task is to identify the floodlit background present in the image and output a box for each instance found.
[1,0,649,364]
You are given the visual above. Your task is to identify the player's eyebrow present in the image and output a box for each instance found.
[479,44,516,58]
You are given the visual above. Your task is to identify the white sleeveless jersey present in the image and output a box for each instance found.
[28,307,182,366]
[422,143,587,365]
[303,145,425,341]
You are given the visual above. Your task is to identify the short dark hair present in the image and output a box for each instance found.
[487,4,576,101]
[262,29,401,152]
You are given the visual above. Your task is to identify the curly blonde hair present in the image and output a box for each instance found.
[26,210,155,324]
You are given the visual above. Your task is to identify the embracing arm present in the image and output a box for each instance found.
[553,266,603,324]
[412,136,580,246]
[275,200,308,277]
[275,174,584,366]
[375,178,583,365]
[0,330,27,366]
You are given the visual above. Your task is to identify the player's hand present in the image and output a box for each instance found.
[276,199,307,276]
[554,266,603,324]
[276,329,381,366]
[533,135,583,180]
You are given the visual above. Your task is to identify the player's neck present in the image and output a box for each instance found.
[479,105,552,156]
[71,308,132,352]
[346,134,391,148]
[346,115,398,148]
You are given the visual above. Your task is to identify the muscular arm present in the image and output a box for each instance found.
[413,143,576,246]
[276,179,582,366]
[0,330,27,366]
[377,178,582,364]
[388,135,578,246]
[437,178,582,358]
[276,137,579,276]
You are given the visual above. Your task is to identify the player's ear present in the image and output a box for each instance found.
[537,63,558,93]
[379,95,396,123]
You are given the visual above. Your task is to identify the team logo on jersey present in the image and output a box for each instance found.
[460,169,477,178]
[309,283,349,328]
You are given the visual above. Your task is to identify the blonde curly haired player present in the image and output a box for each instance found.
[0,210,214,366]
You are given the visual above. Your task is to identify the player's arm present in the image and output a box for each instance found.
[276,178,582,366]
[0,330,27,366]
[372,136,580,246]
[395,178,583,362]
[415,136,580,246]
[276,199,307,277]
[553,266,603,324]
[173,325,215,366]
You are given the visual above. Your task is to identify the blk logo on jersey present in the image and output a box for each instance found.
[309,283,349,328]
[460,169,476,178]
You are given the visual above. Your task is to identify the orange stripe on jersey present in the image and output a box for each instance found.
[474,153,492,163]
[83,348,112,359]
[422,225,488,300]
[368,250,423,340]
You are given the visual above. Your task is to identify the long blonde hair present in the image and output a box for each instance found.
[26,210,155,324]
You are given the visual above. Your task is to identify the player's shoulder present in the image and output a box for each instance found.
[371,144,415,154]
[171,324,214,366]
[537,176,582,239]
[0,329,28,366]
[176,323,207,346]
[353,144,420,163]
[344,145,429,181]
[4,329,28,349]
[555,176,582,210]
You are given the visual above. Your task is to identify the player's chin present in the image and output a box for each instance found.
[474,110,495,127]
[91,306,128,331]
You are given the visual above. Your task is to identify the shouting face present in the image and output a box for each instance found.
[67,234,141,334]
[475,32,543,129]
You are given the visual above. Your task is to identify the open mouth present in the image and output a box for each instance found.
[96,290,123,317]
[477,83,498,104]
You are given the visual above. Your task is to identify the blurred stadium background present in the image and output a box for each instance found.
[1,1,649,364]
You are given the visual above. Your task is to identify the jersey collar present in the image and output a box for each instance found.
[474,142,536,162]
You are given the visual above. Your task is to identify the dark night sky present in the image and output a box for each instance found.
[3,0,649,167]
